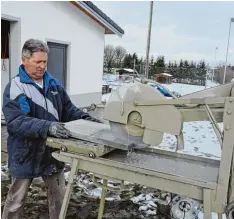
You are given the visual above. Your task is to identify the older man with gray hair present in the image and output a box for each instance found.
[2,38,101,219]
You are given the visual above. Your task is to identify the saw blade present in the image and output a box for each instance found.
[109,121,145,146]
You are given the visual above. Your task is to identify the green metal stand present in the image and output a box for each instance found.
[98,179,108,219]
[59,158,79,219]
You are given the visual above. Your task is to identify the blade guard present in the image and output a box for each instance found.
[103,83,182,145]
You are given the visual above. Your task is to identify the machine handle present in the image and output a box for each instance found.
[82,103,97,112]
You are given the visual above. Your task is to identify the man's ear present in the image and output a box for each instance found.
[22,56,27,66]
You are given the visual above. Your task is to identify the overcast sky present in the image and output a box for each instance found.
[94,1,234,66]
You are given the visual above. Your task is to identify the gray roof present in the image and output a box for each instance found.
[82,1,124,35]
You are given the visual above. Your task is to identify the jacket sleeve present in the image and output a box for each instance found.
[2,81,52,140]
[61,87,90,122]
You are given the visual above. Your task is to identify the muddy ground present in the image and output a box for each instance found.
[1,164,172,219]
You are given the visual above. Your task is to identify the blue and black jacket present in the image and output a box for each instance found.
[2,65,89,178]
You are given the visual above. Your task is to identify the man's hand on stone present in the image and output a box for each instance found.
[84,116,103,124]
[48,122,71,138]
[80,114,103,124]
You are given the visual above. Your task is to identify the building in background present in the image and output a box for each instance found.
[215,66,234,84]
[155,73,172,84]
[1,1,124,106]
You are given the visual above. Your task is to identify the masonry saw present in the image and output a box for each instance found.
[103,77,234,149]
[46,75,234,219]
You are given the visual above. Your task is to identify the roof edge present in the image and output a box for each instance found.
[75,1,124,37]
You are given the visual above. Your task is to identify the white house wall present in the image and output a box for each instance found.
[1,1,105,106]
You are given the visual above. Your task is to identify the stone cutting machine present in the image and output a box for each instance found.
[47,80,234,219]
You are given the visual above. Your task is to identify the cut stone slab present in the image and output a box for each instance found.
[47,119,148,157]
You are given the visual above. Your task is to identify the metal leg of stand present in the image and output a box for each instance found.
[203,189,212,219]
[98,178,108,219]
[59,158,79,219]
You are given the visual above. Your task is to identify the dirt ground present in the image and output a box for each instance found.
[1,167,171,219]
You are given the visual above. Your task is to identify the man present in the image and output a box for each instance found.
[2,39,101,219]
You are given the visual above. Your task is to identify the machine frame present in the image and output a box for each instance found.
[47,95,234,219]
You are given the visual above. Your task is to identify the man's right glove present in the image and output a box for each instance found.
[48,122,71,138]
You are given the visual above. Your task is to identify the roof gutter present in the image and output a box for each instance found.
[76,1,123,37]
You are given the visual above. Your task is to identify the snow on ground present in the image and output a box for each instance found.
[164,80,219,96]
[152,80,223,159]
[155,121,222,159]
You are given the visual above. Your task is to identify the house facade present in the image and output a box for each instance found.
[1,1,124,106]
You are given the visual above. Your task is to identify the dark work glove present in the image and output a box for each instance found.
[48,122,71,138]
[83,116,103,124]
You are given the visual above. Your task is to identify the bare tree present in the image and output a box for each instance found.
[104,45,116,73]
[115,46,127,68]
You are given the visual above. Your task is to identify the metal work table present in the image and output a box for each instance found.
[102,149,220,184]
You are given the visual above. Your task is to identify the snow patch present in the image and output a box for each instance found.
[131,193,158,217]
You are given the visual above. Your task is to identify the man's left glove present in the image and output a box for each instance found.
[85,116,103,123]
[48,122,71,138]
[81,114,103,123]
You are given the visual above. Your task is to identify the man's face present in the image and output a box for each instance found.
[22,51,48,82]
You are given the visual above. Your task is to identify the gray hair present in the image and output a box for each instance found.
[22,39,49,58]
